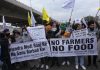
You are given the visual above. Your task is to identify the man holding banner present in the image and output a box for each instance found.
[1,16,99,70]
[87,19,99,68]
[71,19,87,70]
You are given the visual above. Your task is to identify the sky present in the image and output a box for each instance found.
[17,0,99,22]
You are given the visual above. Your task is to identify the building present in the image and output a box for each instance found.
[0,0,42,26]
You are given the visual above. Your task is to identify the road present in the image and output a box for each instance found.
[17,60,100,70]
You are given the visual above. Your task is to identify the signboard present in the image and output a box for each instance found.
[73,28,88,38]
[27,26,46,41]
[10,40,50,63]
[50,37,98,57]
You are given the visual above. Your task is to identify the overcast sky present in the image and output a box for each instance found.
[17,0,99,22]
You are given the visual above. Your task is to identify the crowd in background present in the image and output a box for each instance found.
[0,16,100,70]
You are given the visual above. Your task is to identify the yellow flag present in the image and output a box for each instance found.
[42,8,50,23]
[97,7,100,10]
[28,12,31,26]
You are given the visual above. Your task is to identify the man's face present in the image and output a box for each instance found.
[15,33,20,38]
[52,23,56,28]
[5,31,10,37]
[89,23,96,29]
[45,25,52,32]
[77,24,82,30]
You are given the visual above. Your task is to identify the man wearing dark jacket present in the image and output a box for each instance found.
[0,29,12,70]
[87,20,99,68]
[46,23,60,67]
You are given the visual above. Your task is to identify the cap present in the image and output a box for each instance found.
[3,29,9,33]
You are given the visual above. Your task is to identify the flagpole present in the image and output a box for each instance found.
[3,16,6,29]
[30,0,33,26]
[68,1,75,24]
[69,7,74,23]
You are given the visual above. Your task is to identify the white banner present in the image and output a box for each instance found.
[9,37,98,63]
[72,28,88,38]
[50,37,98,57]
[27,26,46,41]
[9,40,50,64]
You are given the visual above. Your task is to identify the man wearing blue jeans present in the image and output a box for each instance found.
[75,56,86,70]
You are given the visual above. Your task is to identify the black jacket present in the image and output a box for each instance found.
[0,37,10,61]
[46,24,60,39]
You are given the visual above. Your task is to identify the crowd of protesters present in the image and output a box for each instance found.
[0,17,100,70]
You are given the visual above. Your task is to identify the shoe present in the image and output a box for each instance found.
[67,61,70,66]
[75,65,79,70]
[41,64,44,68]
[46,65,49,70]
[62,61,66,65]
[81,65,86,70]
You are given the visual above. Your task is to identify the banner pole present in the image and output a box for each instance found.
[68,1,75,24]
[69,7,74,22]
[29,0,33,27]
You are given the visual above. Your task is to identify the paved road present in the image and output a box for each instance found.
[18,61,100,70]
[1,58,99,70]
[0,57,100,70]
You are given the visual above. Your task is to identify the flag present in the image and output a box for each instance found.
[2,16,6,29]
[28,12,31,26]
[31,10,36,27]
[62,0,75,9]
[42,8,50,23]
[81,18,88,27]
[97,7,100,10]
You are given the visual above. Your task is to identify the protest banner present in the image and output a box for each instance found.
[9,40,50,64]
[87,31,96,37]
[50,37,98,57]
[9,33,98,63]
[72,28,88,38]
[72,28,97,38]
[27,25,46,41]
